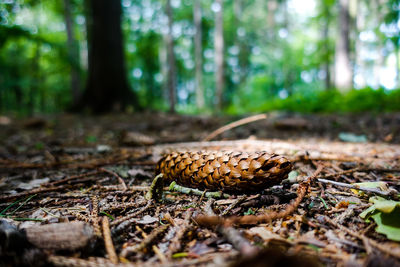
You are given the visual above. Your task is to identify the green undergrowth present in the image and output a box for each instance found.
[226,88,400,114]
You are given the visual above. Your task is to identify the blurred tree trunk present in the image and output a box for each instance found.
[266,0,277,39]
[354,0,366,88]
[79,0,137,113]
[321,0,332,90]
[63,0,81,106]
[193,0,204,110]
[214,0,224,111]
[29,44,41,115]
[166,0,177,113]
[160,35,169,105]
[322,21,331,90]
[335,0,353,92]
[234,0,249,88]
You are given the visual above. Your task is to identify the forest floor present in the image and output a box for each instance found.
[0,112,400,267]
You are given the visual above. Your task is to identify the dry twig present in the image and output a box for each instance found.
[102,217,119,264]
[203,114,267,141]
[195,164,324,226]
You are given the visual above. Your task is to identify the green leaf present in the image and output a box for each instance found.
[244,208,255,215]
[370,196,400,213]
[360,197,400,241]
[370,207,400,241]
[359,205,376,220]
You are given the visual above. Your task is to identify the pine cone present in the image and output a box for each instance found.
[156,151,293,192]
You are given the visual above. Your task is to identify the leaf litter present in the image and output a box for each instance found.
[0,112,400,266]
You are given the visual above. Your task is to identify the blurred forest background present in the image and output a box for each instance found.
[0,0,399,115]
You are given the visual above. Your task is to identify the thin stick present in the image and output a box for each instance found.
[111,200,152,227]
[91,196,101,237]
[120,224,169,258]
[99,167,128,191]
[102,217,118,264]
[203,114,267,141]
[153,245,168,264]
[317,178,390,197]
[203,198,258,256]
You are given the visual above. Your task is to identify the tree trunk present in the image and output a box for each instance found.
[79,0,137,113]
[63,0,81,106]
[214,0,224,111]
[166,0,177,113]
[335,0,353,92]
[193,0,204,110]
[29,44,41,115]
[266,0,277,39]
[321,2,332,90]
[234,0,249,88]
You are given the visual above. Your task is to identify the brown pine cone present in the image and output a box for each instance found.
[156,151,293,192]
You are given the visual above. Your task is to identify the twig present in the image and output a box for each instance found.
[195,164,324,226]
[220,195,247,216]
[203,198,258,256]
[47,255,124,267]
[0,184,79,202]
[168,181,230,199]
[46,170,101,186]
[203,114,267,141]
[317,178,391,197]
[102,217,119,264]
[152,245,168,264]
[167,210,194,258]
[111,200,152,227]
[91,196,102,237]
[120,224,169,258]
[324,216,400,259]
[99,167,128,191]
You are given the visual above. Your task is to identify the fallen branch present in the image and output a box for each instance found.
[203,114,267,141]
[194,165,324,226]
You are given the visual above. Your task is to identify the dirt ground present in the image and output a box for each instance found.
[0,112,399,266]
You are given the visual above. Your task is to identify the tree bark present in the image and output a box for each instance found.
[193,0,204,109]
[166,0,177,113]
[79,0,137,113]
[63,0,81,106]
[335,0,353,92]
[214,0,224,111]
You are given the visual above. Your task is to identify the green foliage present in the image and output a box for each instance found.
[227,88,400,114]
[0,0,399,115]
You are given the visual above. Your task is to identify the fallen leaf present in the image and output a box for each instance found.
[359,196,400,241]
[136,215,158,224]
[338,132,367,143]
[371,209,400,241]
[17,178,50,190]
